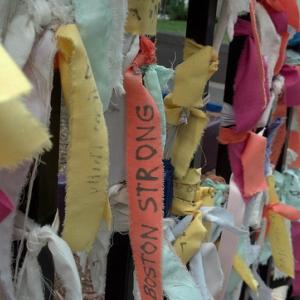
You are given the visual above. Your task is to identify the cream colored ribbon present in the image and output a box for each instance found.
[14,212,82,300]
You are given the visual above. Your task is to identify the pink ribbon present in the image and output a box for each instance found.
[292,222,300,296]
[281,65,300,107]
[233,18,269,133]
[219,128,267,199]
[0,190,15,223]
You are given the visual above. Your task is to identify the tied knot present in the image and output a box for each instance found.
[27,226,52,256]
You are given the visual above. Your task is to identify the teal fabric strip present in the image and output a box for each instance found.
[143,64,174,149]
[201,178,228,207]
[274,169,300,210]
[226,231,260,296]
[73,0,124,111]
[286,49,300,66]
[162,240,203,300]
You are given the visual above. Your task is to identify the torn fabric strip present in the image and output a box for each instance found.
[56,24,109,251]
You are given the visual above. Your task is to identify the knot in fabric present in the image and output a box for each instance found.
[26,226,51,257]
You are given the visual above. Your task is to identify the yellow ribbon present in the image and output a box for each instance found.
[165,97,208,179]
[0,45,51,168]
[56,24,110,251]
[266,176,295,278]
[126,0,160,35]
[171,168,215,264]
[233,255,259,292]
[173,39,219,107]
[165,39,218,178]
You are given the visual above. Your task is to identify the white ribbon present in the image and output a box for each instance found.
[0,0,17,42]
[256,2,281,86]
[190,243,224,300]
[201,206,246,242]
[213,0,249,53]
[14,212,82,300]
[87,221,111,297]
[0,27,57,299]
[243,192,266,229]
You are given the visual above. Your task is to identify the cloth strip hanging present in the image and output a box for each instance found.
[165,39,218,178]
[73,0,128,111]
[265,176,296,278]
[125,36,163,300]
[0,191,15,223]
[0,45,51,168]
[216,178,246,300]
[14,213,82,300]
[56,24,110,251]
[0,29,56,300]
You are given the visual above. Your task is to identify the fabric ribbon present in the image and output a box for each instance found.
[126,0,160,35]
[275,168,300,209]
[161,239,204,300]
[264,202,300,221]
[0,191,15,223]
[291,222,300,296]
[233,17,269,133]
[270,98,288,166]
[171,168,213,264]
[3,2,35,69]
[125,36,163,300]
[14,213,82,300]
[73,0,128,111]
[232,254,259,292]
[265,6,289,75]
[288,108,300,169]
[133,221,205,300]
[228,214,263,297]
[0,30,56,300]
[163,220,221,300]
[0,45,51,168]
[87,219,112,297]
[255,2,281,85]
[190,243,224,299]
[201,178,228,207]
[56,24,110,251]
[105,34,140,186]
[281,65,300,106]
[265,176,295,278]
[0,0,17,42]
[143,64,174,149]
[219,127,267,198]
[216,178,246,300]
[261,0,300,30]
[3,0,72,69]
[213,0,249,53]
[165,38,218,178]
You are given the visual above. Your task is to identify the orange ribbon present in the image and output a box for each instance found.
[264,203,300,223]
[125,36,163,300]
[218,127,248,144]
[261,0,300,30]
[218,127,267,198]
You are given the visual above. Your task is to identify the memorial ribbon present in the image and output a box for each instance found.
[56,24,110,251]
[125,36,163,300]
[265,176,296,278]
